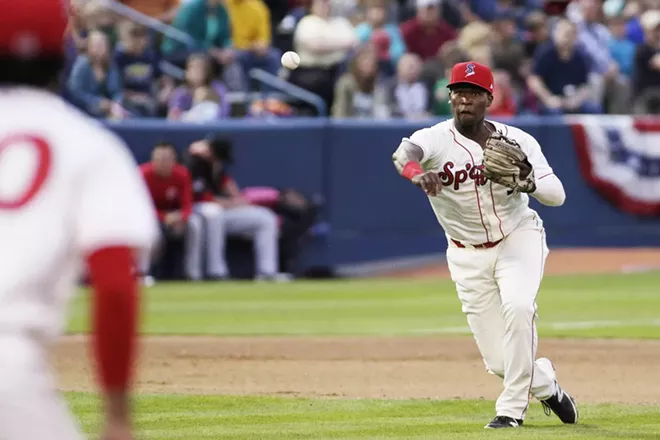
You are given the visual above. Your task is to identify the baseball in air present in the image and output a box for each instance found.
[281,51,300,70]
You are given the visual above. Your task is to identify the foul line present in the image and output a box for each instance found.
[411,319,660,334]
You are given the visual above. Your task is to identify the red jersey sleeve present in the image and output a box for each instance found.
[86,246,139,393]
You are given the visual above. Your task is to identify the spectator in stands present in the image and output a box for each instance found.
[460,0,498,22]
[68,2,89,56]
[226,0,283,85]
[161,0,244,90]
[601,0,658,45]
[68,31,129,119]
[114,21,161,117]
[139,142,201,283]
[272,0,310,54]
[633,10,660,114]
[168,54,230,120]
[570,0,630,113]
[400,0,457,62]
[75,0,120,49]
[527,19,602,115]
[621,0,650,44]
[389,53,429,118]
[608,15,636,79]
[331,45,391,118]
[456,20,492,65]
[370,28,397,77]
[185,137,289,281]
[331,0,359,20]
[461,0,543,23]
[432,41,466,116]
[489,69,518,116]
[263,0,291,41]
[491,10,526,90]
[523,11,550,57]
[355,0,407,65]
[289,0,357,112]
[120,0,181,22]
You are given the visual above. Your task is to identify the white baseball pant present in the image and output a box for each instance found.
[0,334,83,440]
[446,213,556,420]
[189,202,279,278]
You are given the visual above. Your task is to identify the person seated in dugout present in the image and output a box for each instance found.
[139,142,201,283]
[184,136,292,281]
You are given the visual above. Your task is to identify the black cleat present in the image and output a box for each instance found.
[484,416,523,429]
[541,382,579,424]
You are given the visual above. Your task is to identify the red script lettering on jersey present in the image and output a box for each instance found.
[438,162,487,190]
[0,134,52,209]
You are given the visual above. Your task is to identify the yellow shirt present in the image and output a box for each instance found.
[226,0,271,50]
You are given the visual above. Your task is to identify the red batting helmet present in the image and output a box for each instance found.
[447,61,495,94]
[0,0,69,59]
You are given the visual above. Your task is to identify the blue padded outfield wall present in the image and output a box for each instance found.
[107,116,660,269]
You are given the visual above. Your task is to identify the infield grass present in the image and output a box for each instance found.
[68,272,660,338]
[66,393,660,439]
[64,272,660,439]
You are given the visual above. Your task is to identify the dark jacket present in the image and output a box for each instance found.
[184,153,231,202]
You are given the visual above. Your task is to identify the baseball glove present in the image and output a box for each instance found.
[482,132,536,194]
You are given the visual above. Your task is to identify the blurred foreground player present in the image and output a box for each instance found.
[0,2,158,440]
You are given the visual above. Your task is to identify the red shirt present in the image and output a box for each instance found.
[489,83,517,117]
[140,163,193,222]
[400,18,457,61]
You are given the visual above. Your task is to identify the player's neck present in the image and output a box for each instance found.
[454,119,490,143]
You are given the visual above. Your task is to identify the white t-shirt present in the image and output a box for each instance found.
[294,15,355,68]
[0,88,158,341]
[401,119,554,245]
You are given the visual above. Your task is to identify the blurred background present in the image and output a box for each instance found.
[64,0,660,281]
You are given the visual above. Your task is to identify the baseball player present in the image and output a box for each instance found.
[392,61,578,429]
[139,142,203,282]
[184,137,290,281]
[0,2,158,439]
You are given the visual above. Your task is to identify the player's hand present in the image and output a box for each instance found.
[411,172,443,197]
[164,211,182,225]
[100,419,133,440]
[101,393,133,440]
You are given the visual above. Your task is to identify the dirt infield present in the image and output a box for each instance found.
[53,336,660,404]
[383,248,660,278]
[51,248,660,405]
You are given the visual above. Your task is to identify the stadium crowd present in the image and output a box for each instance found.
[64,0,660,119]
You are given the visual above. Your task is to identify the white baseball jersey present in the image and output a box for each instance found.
[403,119,554,245]
[0,88,158,341]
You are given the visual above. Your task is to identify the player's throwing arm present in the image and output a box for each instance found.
[392,141,443,196]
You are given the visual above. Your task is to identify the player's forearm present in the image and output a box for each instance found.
[392,140,424,176]
[531,173,565,207]
[87,246,139,420]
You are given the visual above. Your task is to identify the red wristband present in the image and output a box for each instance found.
[402,162,424,180]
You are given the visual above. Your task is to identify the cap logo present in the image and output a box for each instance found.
[465,63,476,77]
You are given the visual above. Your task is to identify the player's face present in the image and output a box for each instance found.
[152,147,176,176]
[449,86,492,125]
